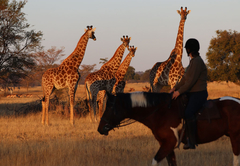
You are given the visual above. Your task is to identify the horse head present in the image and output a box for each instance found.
[98,92,127,135]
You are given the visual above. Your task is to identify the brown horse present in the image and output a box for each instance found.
[97,91,240,166]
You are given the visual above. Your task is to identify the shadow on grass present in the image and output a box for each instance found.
[0,95,89,118]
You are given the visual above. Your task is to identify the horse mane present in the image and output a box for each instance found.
[116,92,171,109]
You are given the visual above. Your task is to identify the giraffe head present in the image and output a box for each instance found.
[121,35,131,48]
[127,46,137,57]
[177,7,191,20]
[84,25,96,41]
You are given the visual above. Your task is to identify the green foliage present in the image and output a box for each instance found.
[140,69,151,82]
[124,66,135,80]
[134,73,140,80]
[79,64,97,84]
[206,30,240,83]
[0,0,43,88]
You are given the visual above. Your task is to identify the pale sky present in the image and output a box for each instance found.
[23,0,240,72]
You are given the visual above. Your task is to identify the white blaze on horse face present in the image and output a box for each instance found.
[130,92,147,107]
[220,96,240,104]
[233,154,240,166]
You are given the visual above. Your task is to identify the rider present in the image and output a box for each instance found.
[169,38,208,149]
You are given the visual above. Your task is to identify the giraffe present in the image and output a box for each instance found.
[149,7,190,92]
[85,36,131,122]
[41,25,96,125]
[98,46,137,119]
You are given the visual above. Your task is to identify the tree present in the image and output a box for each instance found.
[206,30,240,83]
[34,46,65,67]
[124,66,135,80]
[0,0,43,89]
[140,69,151,82]
[79,64,97,84]
[99,57,108,65]
[20,46,65,88]
[134,73,140,81]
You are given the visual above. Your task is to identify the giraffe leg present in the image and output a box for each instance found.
[69,76,80,125]
[89,84,99,122]
[98,96,103,120]
[87,97,95,123]
[85,83,94,122]
[92,95,98,122]
[42,85,54,126]
[69,86,77,125]
[42,98,46,125]
[45,96,50,126]
[41,94,50,125]
[102,92,107,115]
[98,91,106,120]
[88,101,93,123]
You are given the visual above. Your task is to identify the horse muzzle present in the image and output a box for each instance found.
[98,124,112,136]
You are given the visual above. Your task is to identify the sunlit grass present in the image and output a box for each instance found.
[0,81,237,166]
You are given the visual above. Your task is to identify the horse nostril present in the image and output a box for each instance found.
[104,126,110,131]
[103,124,110,131]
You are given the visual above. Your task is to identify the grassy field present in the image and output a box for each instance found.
[0,81,238,166]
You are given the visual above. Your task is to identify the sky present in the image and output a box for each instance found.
[22,0,240,72]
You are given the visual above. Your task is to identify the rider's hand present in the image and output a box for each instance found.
[172,91,180,99]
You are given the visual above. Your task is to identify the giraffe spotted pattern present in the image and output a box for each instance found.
[41,26,96,126]
[150,7,190,92]
[85,36,131,122]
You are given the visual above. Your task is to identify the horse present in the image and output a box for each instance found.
[97,91,240,166]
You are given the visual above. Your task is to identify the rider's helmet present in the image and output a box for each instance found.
[184,38,200,54]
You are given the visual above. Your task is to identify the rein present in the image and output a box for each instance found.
[101,103,162,129]
[118,105,162,127]
[101,93,173,131]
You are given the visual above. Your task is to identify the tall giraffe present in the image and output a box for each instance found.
[98,46,137,119]
[85,36,131,122]
[41,26,96,125]
[149,7,190,92]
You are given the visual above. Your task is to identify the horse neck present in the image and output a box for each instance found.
[125,93,178,127]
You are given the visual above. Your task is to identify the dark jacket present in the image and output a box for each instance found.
[174,56,207,94]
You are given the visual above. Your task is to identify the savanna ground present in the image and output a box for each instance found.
[0,82,238,166]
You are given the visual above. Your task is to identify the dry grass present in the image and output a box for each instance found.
[0,81,238,166]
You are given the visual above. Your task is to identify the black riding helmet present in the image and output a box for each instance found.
[184,38,200,54]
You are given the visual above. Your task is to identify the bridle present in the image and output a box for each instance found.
[101,95,164,131]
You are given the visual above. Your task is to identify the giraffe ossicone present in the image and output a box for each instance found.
[41,25,96,126]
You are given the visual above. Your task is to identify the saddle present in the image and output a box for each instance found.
[197,99,221,121]
[176,94,221,149]
[178,94,221,122]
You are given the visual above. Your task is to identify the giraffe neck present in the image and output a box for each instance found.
[61,32,89,69]
[101,44,126,73]
[173,19,186,60]
[115,53,133,82]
